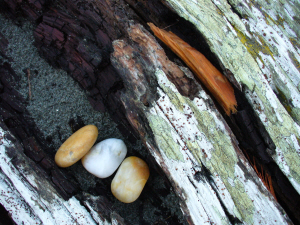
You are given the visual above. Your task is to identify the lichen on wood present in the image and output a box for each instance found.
[165,0,300,195]
[111,23,291,224]
[150,69,288,224]
[1,0,300,223]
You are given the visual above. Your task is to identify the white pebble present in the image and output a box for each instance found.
[81,138,127,178]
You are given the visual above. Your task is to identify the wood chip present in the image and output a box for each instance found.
[148,23,237,115]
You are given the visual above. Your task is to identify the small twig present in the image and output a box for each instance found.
[27,68,31,100]
[164,215,172,221]
[162,20,179,30]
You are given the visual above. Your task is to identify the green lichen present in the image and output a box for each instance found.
[288,50,300,74]
[262,11,285,28]
[212,205,232,225]
[290,37,300,55]
[275,86,292,113]
[234,25,300,125]
[228,179,255,217]
[234,27,277,64]
[216,7,224,16]
[161,87,185,114]
[153,69,255,223]
[275,85,300,124]
[159,0,300,219]
[148,113,184,162]
[254,86,300,192]
[275,15,286,27]
[187,104,254,223]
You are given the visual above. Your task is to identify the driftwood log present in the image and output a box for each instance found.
[1,0,300,224]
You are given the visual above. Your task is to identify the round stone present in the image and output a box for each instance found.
[111,156,150,203]
[81,138,127,178]
[55,125,98,167]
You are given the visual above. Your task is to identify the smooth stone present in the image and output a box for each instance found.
[111,156,150,203]
[81,138,127,178]
[55,125,98,167]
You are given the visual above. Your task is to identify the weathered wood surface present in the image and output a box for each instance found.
[0,0,300,224]
[0,123,125,225]
[0,32,126,224]
[163,0,300,194]
[0,22,185,224]
[111,23,291,224]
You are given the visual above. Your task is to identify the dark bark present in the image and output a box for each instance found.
[0,14,186,224]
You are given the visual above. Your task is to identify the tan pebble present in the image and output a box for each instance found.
[55,125,98,167]
[111,156,150,203]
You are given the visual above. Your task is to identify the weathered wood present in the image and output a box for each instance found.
[157,0,300,222]
[1,0,300,224]
[31,0,141,142]
[162,0,300,192]
[0,18,187,224]
[111,23,292,224]
[0,122,126,224]
[0,40,80,200]
[0,34,126,223]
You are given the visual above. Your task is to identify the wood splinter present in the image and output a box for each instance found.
[148,23,237,115]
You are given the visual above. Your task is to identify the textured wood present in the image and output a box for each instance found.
[31,0,139,142]
[0,122,126,225]
[0,14,186,224]
[1,0,300,224]
[163,0,300,194]
[111,23,292,224]
[0,32,126,223]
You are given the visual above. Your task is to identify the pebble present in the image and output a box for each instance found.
[55,125,98,167]
[111,156,150,203]
[81,138,127,178]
